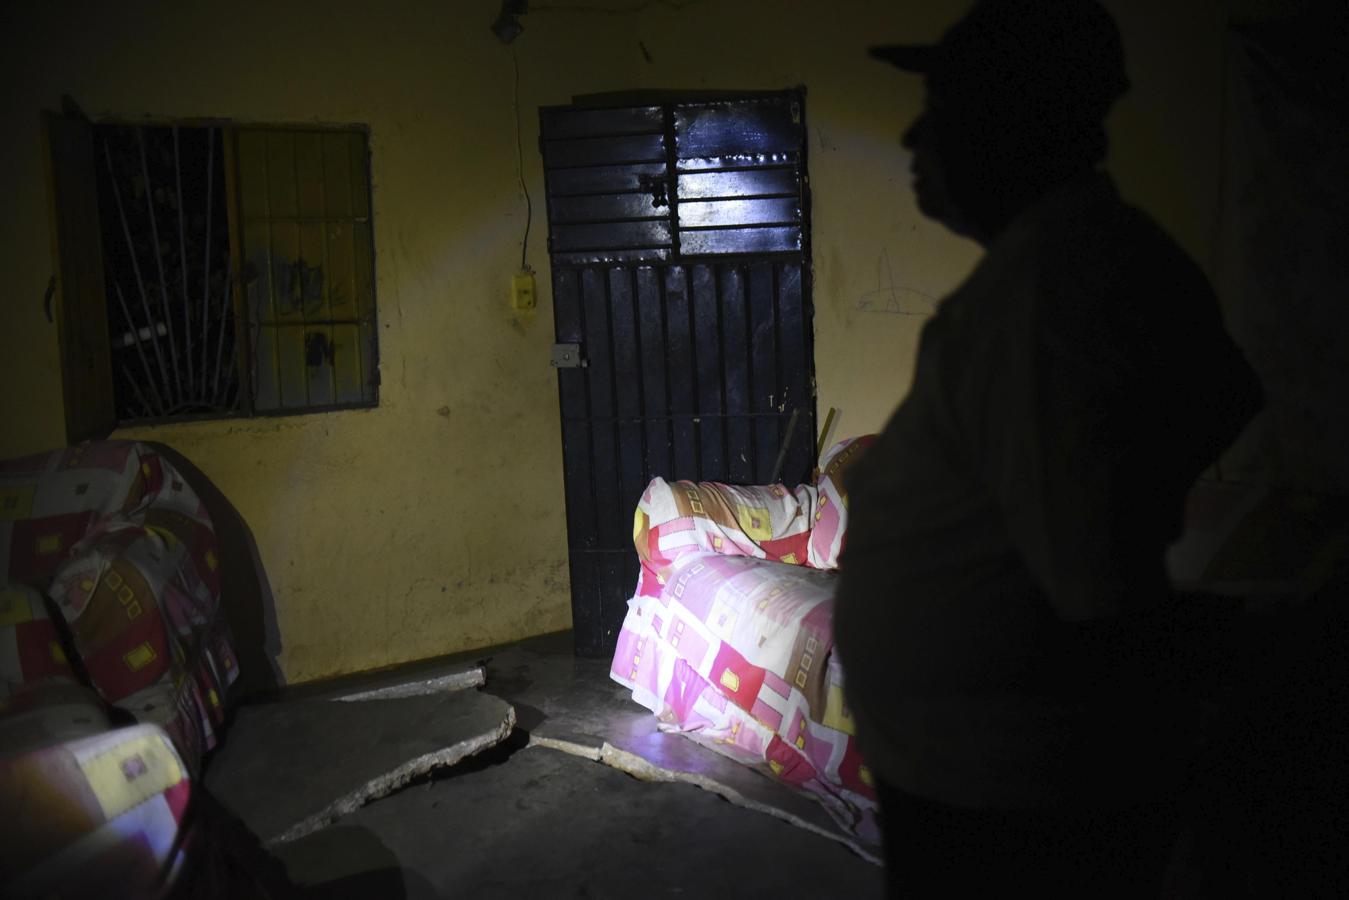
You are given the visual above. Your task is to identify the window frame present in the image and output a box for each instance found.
[43,113,381,439]
[223,123,381,419]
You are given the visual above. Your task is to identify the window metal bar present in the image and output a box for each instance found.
[173,126,193,396]
[240,215,369,224]
[136,127,183,405]
[111,278,167,415]
[212,257,234,405]
[99,124,371,420]
[200,127,214,395]
[123,365,157,419]
[103,139,173,407]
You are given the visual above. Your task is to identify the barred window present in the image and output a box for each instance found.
[43,114,379,439]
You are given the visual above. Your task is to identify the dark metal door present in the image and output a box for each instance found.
[541,94,816,657]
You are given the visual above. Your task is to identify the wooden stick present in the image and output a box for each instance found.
[816,406,837,462]
[770,407,801,484]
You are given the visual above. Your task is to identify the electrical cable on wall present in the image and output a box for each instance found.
[512,44,533,273]
[496,0,705,276]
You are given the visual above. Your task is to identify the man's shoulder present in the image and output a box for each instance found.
[1027,183,1216,319]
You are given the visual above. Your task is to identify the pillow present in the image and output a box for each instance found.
[807,436,878,570]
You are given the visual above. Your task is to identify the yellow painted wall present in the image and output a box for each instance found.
[0,0,1230,683]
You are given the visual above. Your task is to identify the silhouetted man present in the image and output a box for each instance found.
[834,1,1263,896]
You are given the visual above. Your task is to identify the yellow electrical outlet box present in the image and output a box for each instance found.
[511,270,536,310]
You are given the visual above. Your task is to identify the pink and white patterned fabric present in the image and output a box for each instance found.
[632,478,818,599]
[0,723,194,898]
[807,435,877,570]
[611,441,881,845]
[0,584,76,700]
[0,441,238,770]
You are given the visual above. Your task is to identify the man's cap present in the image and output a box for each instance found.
[870,0,1130,123]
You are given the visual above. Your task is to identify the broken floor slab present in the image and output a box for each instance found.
[530,733,880,865]
[331,666,485,702]
[229,634,877,861]
[272,743,885,900]
[205,688,515,844]
[605,738,879,865]
[274,659,488,703]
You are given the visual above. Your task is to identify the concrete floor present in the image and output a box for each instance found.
[207,632,885,899]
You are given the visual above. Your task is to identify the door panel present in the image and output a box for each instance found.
[541,133,668,168]
[677,169,798,199]
[546,163,667,197]
[542,94,816,656]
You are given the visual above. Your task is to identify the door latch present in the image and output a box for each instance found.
[550,343,587,368]
[637,173,669,210]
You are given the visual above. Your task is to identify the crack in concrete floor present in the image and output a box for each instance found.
[530,734,882,866]
[209,634,879,873]
[270,703,517,845]
[207,679,518,844]
[273,737,884,899]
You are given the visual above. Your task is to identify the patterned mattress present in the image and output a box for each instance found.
[610,438,880,844]
[1,441,238,768]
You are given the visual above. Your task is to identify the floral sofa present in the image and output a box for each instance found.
[0,441,239,898]
[609,436,880,843]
